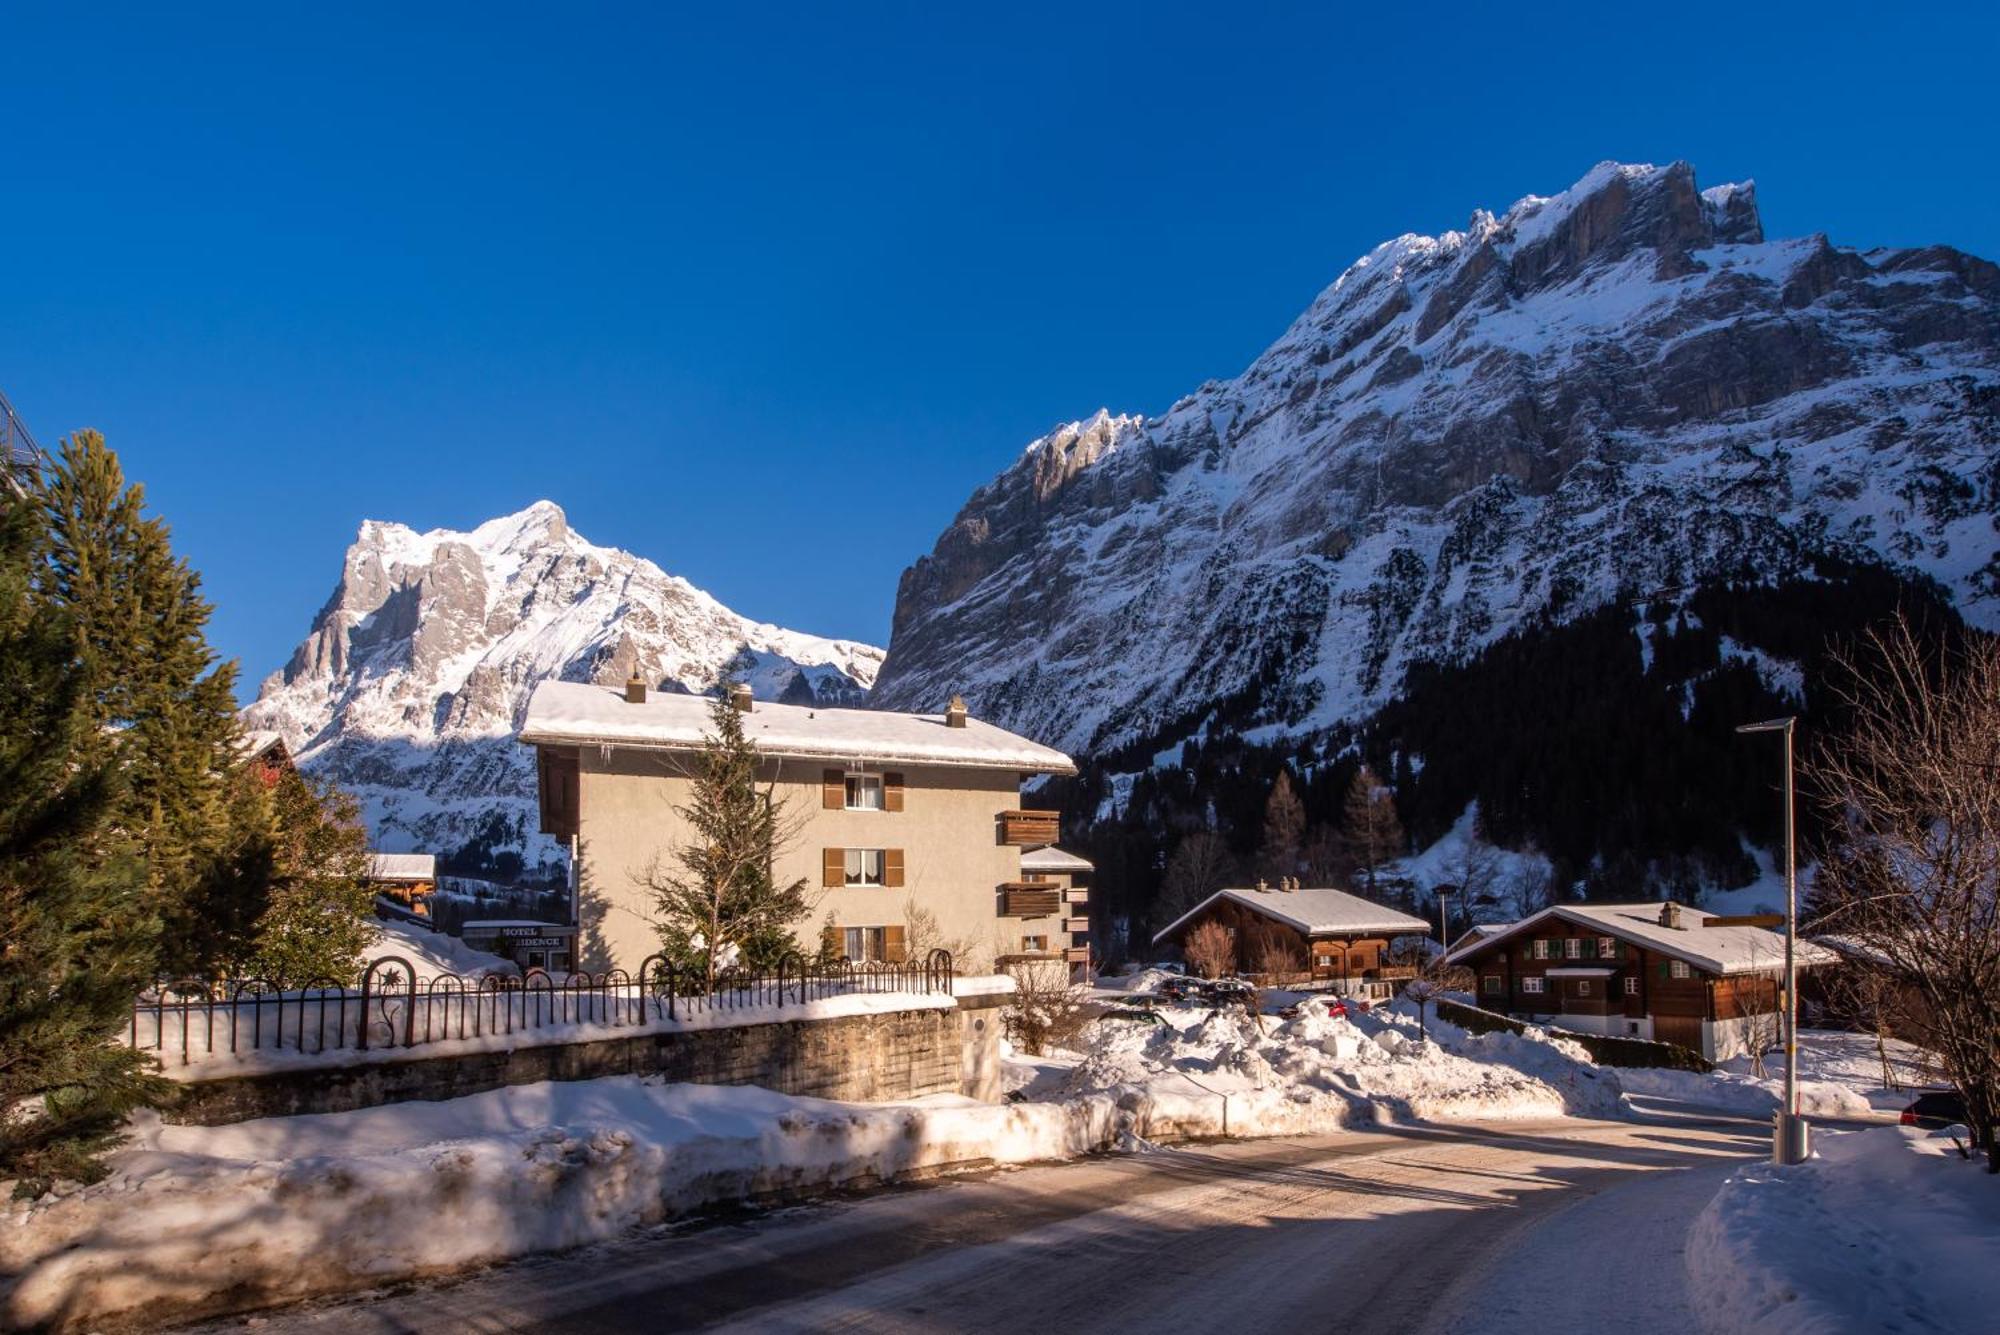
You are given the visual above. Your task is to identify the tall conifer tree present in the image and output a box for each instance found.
[0,488,165,1192]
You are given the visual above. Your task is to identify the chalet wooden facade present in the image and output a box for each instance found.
[365,852,438,918]
[1153,884,1431,992]
[1444,901,1839,1061]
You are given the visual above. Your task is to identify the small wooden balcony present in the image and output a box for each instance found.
[1064,916,1089,935]
[1063,946,1091,964]
[999,883,1062,917]
[1064,886,1089,907]
[998,809,1061,847]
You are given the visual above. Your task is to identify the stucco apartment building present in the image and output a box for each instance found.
[519,679,1082,973]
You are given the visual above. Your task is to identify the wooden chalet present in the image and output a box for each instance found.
[366,852,438,918]
[1153,883,1431,992]
[1444,900,1839,1061]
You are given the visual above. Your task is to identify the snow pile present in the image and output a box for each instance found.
[363,918,519,980]
[1689,1125,2000,1333]
[0,1077,1126,1330]
[1618,1029,1930,1119]
[1058,996,1623,1139]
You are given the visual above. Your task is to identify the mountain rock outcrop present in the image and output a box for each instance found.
[874,162,2000,759]
[244,501,881,878]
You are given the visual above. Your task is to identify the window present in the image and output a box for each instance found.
[1522,976,1546,995]
[844,774,884,811]
[1599,937,1618,959]
[1022,935,1050,953]
[1669,959,1691,980]
[1532,939,1550,960]
[1564,938,1582,960]
[1576,980,1592,997]
[844,848,885,886]
[1482,975,1503,996]
[843,926,886,962]
[1624,976,1639,996]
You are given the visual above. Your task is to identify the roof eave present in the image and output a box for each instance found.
[516,726,1076,776]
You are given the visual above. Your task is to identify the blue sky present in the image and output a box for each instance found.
[4,2,1995,695]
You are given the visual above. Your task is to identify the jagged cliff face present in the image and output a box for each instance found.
[875,161,2000,757]
[244,501,882,876]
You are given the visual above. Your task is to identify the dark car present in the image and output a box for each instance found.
[1899,1089,1968,1129]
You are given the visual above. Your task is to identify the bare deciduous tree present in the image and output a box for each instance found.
[1247,922,1305,983]
[1812,615,2000,1172]
[902,896,986,972]
[1184,920,1235,980]
[1002,960,1095,1056]
[1157,830,1235,929]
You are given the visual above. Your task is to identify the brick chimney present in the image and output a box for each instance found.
[729,682,753,713]
[624,673,647,704]
[945,694,968,728]
[1659,901,1683,930]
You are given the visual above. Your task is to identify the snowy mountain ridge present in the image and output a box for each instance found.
[244,500,882,877]
[873,160,2000,759]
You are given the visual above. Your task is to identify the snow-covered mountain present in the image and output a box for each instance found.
[244,501,882,878]
[874,161,2000,758]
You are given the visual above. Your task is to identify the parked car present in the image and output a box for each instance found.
[1900,1089,1968,1129]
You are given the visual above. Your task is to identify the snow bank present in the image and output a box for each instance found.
[1618,1029,1929,1119]
[0,1078,1127,1331]
[364,918,518,980]
[1058,995,1624,1139]
[1689,1125,2000,1333]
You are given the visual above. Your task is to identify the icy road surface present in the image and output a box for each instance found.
[178,1110,1769,1334]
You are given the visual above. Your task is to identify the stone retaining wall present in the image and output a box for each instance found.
[170,995,1005,1125]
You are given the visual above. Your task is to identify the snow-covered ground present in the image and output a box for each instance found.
[1690,1124,2000,1333]
[0,1077,1127,1330]
[1619,1028,1931,1120]
[363,917,518,980]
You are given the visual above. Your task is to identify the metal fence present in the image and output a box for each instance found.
[128,949,956,1067]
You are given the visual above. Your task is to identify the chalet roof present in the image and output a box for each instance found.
[1445,901,1841,977]
[366,852,437,883]
[1152,886,1431,945]
[1020,845,1093,874]
[519,681,1075,775]
[236,730,290,765]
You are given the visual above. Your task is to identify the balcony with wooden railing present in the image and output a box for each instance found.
[998,809,1061,847]
[998,883,1062,918]
[1063,946,1090,964]
[1064,885,1088,907]
[1064,916,1089,935]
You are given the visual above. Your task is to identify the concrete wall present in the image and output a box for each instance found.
[168,995,1009,1126]
[573,748,1026,973]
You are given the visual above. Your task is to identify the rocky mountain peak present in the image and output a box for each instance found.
[874,161,1999,764]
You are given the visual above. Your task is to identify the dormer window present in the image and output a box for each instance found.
[845,774,884,811]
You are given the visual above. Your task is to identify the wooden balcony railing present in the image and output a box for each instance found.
[998,809,1061,847]
[1064,886,1088,906]
[1063,946,1090,964]
[998,883,1062,917]
[1064,916,1089,935]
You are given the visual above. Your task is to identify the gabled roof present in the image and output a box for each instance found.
[366,852,437,883]
[1020,845,1093,874]
[1445,901,1840,977]
[236,730,291,766]
[1152,886,1431,945]
[519,682,1075,775]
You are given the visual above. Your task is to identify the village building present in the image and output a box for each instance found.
[1014,844,1093,978]
[460,919,578,972]
[1444,900,1840,1060]
[236,729,295,782]
[365,851,439,918]
[518,679,1078,972]
[1152,883,1432,993]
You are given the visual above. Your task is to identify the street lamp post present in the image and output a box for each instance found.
[1737,715,1806,1165]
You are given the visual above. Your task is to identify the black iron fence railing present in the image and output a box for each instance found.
[127,950,955,1067]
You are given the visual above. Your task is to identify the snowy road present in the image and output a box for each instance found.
[180,1111,1769,1334]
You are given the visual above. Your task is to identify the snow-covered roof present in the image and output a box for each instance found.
[518,681,1075,775]
[1020,845,1093,874]
[1152,886,1431,945]
[366,852,437,883]
[235,730,289,764]
[1445,902,1840,977]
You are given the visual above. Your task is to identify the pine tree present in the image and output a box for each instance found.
[243,768,374,988]
[645,688,811,983]
[1260,769,1305,880]
[0,492,166,1193]
[35,432,248,977]
[1342,764,1405,894]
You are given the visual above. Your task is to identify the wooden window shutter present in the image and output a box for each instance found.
[822,769,845,810]
[884,771,905,812]
[883,924,907,963]
[883,848,905,888]
[822,847,845,887]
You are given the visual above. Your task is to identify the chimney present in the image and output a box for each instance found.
[624,673,648,705]
[1256,878,1269,893]
[729,682,753,713]
[945,694,968,729]
[1659,901,1683,930]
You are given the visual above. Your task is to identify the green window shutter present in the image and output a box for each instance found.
[1581,938,1596,959]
